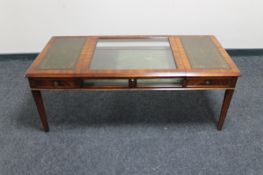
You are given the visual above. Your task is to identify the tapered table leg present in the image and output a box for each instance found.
[32,90,49,132]
[217,89,234,130]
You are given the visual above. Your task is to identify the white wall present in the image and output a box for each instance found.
[0,0,263,53]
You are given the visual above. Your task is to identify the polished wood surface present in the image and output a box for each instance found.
[25,35,240,131]
[26,35,240,78]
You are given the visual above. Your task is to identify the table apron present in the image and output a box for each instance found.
[28,77,237,90]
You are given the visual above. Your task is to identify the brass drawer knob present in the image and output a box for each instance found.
[129,79,137,88]
[205,80,211,85]
[53,81,59,87]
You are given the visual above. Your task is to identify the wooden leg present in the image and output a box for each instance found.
[217,89,234,130]
[32,90,49,132]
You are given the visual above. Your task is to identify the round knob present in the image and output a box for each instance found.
[205,80,211,85]
[129,79,136,88]
[53,81,59,87]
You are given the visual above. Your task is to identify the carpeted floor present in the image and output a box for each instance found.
[0,55,262,175]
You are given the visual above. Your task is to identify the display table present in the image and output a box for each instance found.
[26,35,240,132]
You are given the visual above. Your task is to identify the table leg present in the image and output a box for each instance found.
[32,90,49,132]
[217,89,234,130]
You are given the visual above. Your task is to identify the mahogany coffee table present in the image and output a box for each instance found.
[26,35,240,132]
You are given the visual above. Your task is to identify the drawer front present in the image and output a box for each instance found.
[29,78,81,89]
[186,78,236,88]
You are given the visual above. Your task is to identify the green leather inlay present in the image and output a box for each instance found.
[180,36,229,69]
[38,38,85,70]
[89,39,176,70]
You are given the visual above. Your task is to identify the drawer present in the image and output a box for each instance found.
[29,78,81,89]
[186,78,235,88]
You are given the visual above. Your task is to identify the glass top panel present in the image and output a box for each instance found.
[89,38,176,70]
[180,36,229,69]
[38,38,85,70]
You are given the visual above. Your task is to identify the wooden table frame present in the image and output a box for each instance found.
[26,35,240,132]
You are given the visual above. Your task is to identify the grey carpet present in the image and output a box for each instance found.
[0,55,263,175]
